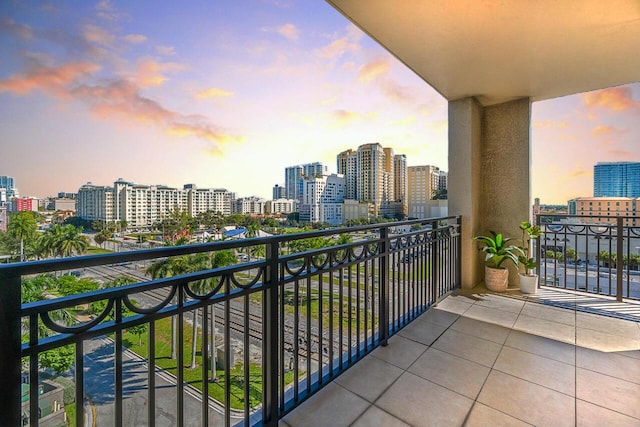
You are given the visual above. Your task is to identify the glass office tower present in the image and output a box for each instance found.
[593,162,640,197]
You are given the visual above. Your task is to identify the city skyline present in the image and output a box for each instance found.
[1,1,639,205]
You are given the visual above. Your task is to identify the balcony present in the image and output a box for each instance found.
[2,215,640,426]
[1,217,462,426]
[282,288,640,426]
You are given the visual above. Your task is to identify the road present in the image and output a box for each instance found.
[83,336,244,426]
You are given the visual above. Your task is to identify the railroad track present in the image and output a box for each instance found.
[84,265,368,360]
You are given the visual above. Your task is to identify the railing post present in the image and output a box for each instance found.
[616,217,624,302]
[263,241,279,426]
[456,216,462,290]
[431,220,439,303]
[379,227,389,346]
[0,271,22,427]
[536,215,542,290]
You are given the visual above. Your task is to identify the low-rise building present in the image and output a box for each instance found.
[567,196,639,226]
[265,198,296,215]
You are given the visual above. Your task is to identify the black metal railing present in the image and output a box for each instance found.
[537,214,640,302]
[0,216,461,427]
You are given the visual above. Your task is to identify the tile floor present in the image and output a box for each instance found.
[280,287,640,427]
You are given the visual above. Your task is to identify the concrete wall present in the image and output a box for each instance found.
[449,97,531,288]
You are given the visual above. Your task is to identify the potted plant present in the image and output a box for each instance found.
[518,221,542,294]
[474,231,522,292]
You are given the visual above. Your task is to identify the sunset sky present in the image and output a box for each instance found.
[1,1,638,205]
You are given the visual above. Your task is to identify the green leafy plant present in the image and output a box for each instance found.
[474,231,522,269]
[518,221,542,275]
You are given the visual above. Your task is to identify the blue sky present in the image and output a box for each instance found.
[1,1,638,204]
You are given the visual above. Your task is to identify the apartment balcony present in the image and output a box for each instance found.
[282,288,640,426]
[2,215,640,426]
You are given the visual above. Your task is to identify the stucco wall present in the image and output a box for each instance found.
[449,97,531,288]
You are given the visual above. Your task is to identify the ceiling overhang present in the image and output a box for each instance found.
[327,0,640,106]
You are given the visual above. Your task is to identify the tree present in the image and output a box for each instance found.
[94,229,110,248]
[565,248,578,263]
[43,224,89,258]
[432,189,448,200]
[39,345,75,375]
[7,211,37,261]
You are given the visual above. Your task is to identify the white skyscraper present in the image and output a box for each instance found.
[300,173,346,225]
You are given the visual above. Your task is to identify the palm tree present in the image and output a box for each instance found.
[186,253,211,369]
[7,211,37,261]
[43,224,89,258]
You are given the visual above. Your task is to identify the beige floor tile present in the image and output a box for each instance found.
[464,403,532,427]
[576,327,640,352]
[504,330,576,365]
[576,367,640,419]
[334,355,404,402]
[576,399,640,427]
[376,372,474,427]
[435,296,473,315]
[350,405,410,427]
[477,371,575,427]
[520,302,576,326]
[493,346,575,396]
[419,307,460,328]
[463,304,519,328]
[408,347,491,399]
[451,316,511,344]
[370,334,427,369]
[577,346,640,384]
[512,314,576,344]
[432,329,503,367]
[397,318,448,346]
[472,293,526,313]
[282,383,369,427]
[576,312,640,339]
[278,420,291,427]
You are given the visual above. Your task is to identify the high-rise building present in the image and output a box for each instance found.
[77,179,233,229]
[394,154,408,206]
[357,143,386,208]
[594,162,640,198]
[337,143,407,217]
[337,149,357,199]
[272,184,286,200]
[0,176,18,199]
[407,165,447,218]
[284,162,328,202]
[300,173,346,225]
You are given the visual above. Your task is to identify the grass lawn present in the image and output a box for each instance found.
[123,316,295,410]
[86,246,112,255]
[65,403,76,427]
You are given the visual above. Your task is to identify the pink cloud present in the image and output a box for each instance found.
[133,58,185,87]
[533,120,569,129]
[590,124,627,137]
[72,80,243,148]
[123,34,147,44]
[82,24,115,47]
[357,57,389,82]
[582,86,640,113]
[0,61,100,96]
[276,23,299,41]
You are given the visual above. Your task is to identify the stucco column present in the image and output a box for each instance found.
[449,97,531,288]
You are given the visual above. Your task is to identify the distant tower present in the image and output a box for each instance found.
[594,161,640,197]
[337,149,357,199]
[272,184,286,200]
